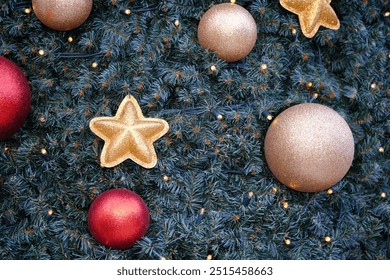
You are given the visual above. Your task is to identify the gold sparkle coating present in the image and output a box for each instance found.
[89,96,169,169]
[279,0,340,38]
[32,0,93,31]
[197,3,257,62]
[264,103,354,192]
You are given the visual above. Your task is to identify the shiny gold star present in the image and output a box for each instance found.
[280,0,340,38]
[89,95,169,168]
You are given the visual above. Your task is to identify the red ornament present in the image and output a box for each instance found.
[88,188,150,250]
[0,56,31,141]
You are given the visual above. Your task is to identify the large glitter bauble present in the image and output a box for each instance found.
[88,189,150,250]
[197,3,257,62]
[0,57,31,141]
[264,103,354,192]
[32,0,93,31]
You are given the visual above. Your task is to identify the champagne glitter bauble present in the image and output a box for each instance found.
[264,103,354,192]
[32,0,93,31]
[197,3,257,62]
[88,189,150,250]
[0,57,31,141]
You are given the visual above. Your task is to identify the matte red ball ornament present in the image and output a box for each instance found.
[88,189,150,250]
[0,56,31,141]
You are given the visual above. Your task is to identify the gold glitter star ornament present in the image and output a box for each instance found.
[279,0,340,38]
[89,96,169,168]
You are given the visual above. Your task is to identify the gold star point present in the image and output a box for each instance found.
[89,95,169,169]
[280,0,340,38]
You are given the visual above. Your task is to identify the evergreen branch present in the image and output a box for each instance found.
[120,3,160,14]
[54,52,105,59]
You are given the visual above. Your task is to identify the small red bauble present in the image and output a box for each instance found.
[88,188,150,250]
[0,56,31,140]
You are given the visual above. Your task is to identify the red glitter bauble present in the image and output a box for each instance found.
[0,56,31,141]
[88,189,150,250]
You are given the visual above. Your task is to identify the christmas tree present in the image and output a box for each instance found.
[0,0,389,260]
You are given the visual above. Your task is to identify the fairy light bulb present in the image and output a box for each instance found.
[291,28,297,35]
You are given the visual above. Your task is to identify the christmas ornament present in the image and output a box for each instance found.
[88,189,150,250]
[279,0,340,38]
[0,56,31,141]
[197,3,257,62]
[89,95,169,168]
[32,0,93,31]
[264,103,354,192]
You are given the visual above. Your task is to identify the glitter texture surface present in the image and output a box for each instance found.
[197,3,257,62]
[32,0,93,31]
[264,103,355,192]
[88,189,150,250]
[279,0,340,38]
[0,56,31,140]
[89,95,169,169]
